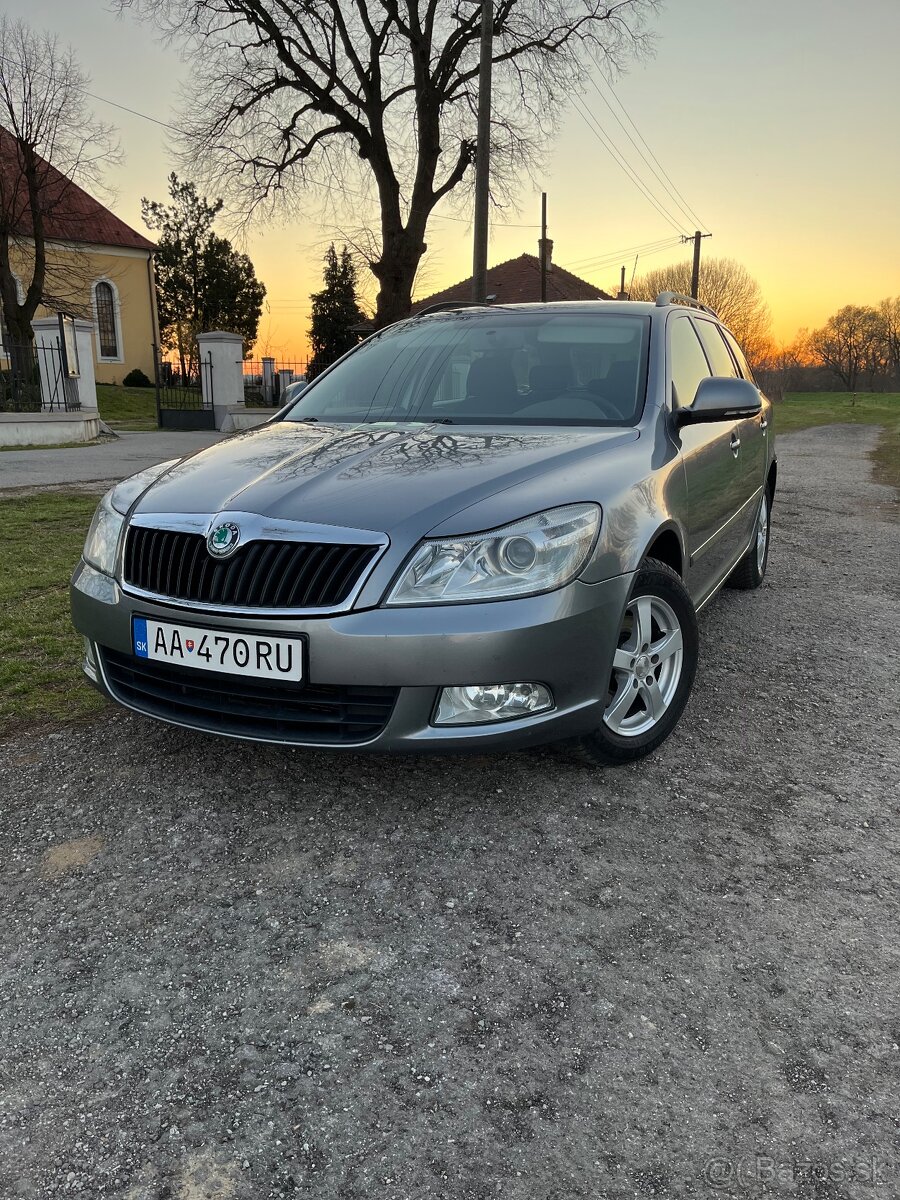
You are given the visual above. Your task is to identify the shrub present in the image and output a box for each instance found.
[123,368,153,388]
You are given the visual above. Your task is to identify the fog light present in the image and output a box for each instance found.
[83,637,99,683]
[434,682,553,726]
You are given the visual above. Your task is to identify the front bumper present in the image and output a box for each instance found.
[71,562,635,752]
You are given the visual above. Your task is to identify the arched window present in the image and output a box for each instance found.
[95,281,118,358]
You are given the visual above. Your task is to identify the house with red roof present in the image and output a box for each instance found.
[0,126,158,386]
[412,241,614,312]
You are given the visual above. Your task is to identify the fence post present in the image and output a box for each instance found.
[262,357,276,405]
[196,331,245,430]
[30,317,98,411]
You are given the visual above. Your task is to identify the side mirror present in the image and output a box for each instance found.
[677,376,762,425]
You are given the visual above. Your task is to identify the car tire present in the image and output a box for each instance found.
[573,558,699,767]
[726,487,771,591]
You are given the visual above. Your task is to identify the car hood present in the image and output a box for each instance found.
[134,420,639,538]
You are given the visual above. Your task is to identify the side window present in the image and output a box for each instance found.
[694,320,738,378]
[95,282,118,358]
[719,326,755,383]
[668,316,711,409]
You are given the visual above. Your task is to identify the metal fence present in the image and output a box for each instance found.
[153,345,215,430]
[0,337,80,412]
[243,358,311,407]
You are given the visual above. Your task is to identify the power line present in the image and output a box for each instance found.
[585,77,699,231]
[589,60,708,233]
[570,96,689,235]
[561,235,682,272]
[575,238,691,290]
[0,49,179,131]
[85,91,177,131]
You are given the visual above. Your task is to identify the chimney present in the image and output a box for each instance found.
[538,237,553,274]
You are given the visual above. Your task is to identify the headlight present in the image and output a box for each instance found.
[386,503,601,605]
[82,460,178,577]
[83,490,124,577]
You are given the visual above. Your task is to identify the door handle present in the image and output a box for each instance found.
[730,433,741,457]
[759,417,769,432]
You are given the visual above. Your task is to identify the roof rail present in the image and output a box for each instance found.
[655,291,718,318]
[413,300,490,319]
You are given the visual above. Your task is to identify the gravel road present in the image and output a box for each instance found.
[1,425,898,1199]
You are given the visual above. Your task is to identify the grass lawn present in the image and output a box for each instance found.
[778,392,900,491]
[0,439,108,452]
[96,383,158,430]
[0,492,107,735]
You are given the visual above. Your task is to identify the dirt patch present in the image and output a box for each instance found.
[40,835,105,878]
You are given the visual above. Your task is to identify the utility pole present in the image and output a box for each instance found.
[617,265,627,300]
[540,192,548,302]
[685,230,711,300]
[471,0,493,304]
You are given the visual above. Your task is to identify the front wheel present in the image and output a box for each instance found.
[574,559,699,766]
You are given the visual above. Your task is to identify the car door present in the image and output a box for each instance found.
[668,314,747,600]
[693,318,765,552]
[718,323,769,513]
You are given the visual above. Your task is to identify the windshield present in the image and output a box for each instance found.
[282,310,650,427]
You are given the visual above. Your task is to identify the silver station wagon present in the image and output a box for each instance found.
[71,295,776,765]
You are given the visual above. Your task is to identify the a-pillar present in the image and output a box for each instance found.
[196,330,245,430]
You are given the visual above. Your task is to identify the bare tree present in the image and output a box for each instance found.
[808,305,887,392]
[116,0,658,328]
[630,256,772,368]
[0,17,120,368]
[877,297,900,385]
[753,330,811,401]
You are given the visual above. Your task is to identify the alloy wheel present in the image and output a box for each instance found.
[603,595,684,737]
[756,493,769,574]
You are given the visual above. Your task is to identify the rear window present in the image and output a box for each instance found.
[694,319,739,378]
[719,326,756,382]
[283,311,651,427]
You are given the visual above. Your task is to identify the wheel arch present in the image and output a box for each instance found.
[640,523,686,578]
[767,457,778,506]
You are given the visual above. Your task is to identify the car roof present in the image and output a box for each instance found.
[412,299,717,321]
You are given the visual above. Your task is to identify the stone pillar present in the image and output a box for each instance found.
[196,330,245,431]
[262,357,276,405]
[31,316,98,412]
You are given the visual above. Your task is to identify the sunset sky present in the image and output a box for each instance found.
[5,0,899,358]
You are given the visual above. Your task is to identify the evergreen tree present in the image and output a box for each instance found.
[308,245,365,379]
[142,174,265,375]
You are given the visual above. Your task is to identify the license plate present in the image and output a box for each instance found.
[132,617,303,681]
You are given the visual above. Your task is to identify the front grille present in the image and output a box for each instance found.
[123,526,378,610]
[101,649,399,744]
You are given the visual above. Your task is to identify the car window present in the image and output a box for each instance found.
[718,326,756,382]
[282,311,651,427]
[668,316,711,409]
[694,319,738,378]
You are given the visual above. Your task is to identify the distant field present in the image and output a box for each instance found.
[778,391,899,492]
[96,383,157,430]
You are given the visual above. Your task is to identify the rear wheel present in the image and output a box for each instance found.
[726,488,770,590]
[574,559,699,766]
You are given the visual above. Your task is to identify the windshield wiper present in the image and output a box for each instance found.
[430,416,454,425]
